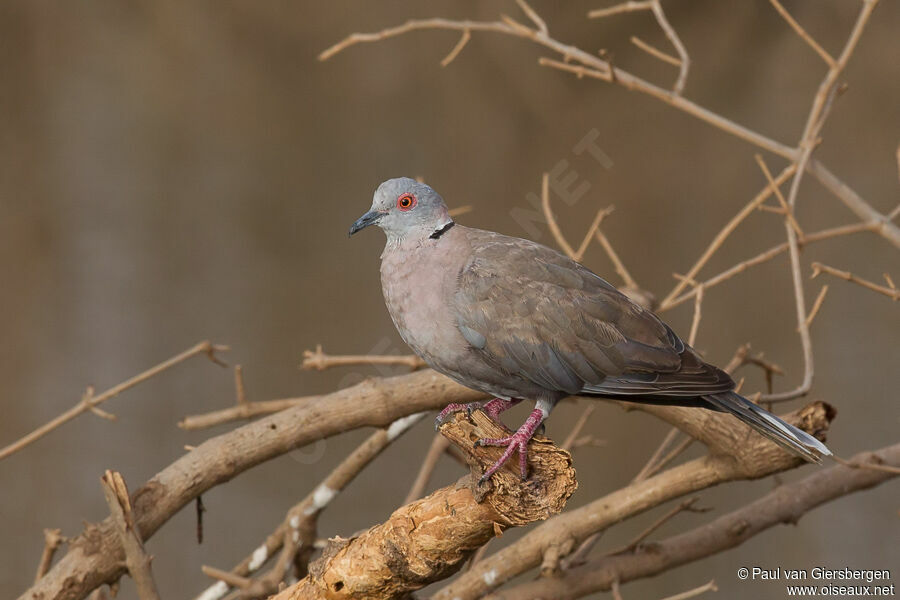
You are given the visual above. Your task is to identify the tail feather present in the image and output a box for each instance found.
[704,392,831,463]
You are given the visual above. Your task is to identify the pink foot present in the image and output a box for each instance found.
[434,398,521,430]
[474,408,545,481]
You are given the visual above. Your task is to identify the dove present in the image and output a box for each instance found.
[350,177,831,481]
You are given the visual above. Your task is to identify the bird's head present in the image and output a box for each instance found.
[349,177,453,244]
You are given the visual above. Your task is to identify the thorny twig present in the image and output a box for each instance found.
[605,497,710,556]
[193,412,427,600]
[101,471,161,600]
[320,9,900,250]
[811,262,900,301]
[301,344,425,371]
[0,341,228,461]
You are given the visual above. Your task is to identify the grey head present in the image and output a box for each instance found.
[349,177,454,246]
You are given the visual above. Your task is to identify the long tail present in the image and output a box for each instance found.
[704,391,832,463]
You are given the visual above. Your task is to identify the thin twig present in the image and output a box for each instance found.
[541,172,578,259]
[562,404,597,451]
[178,396,314,430]
[539,56,611,81]
[658,579,718,600]
[574,206,616,262]
[404,434,452,504]
[768,0,836,67]
[515,0,548,34]
[607,498,710,556]
[660,164,796,310]
[688,283,704,346]
[320,13,900,249]
[611,579,625,600]
[648,0,690,94]
[663,221,879,310]
[755,155,804,238]
[101,471,161,600]
[201,565,252,590]
[301,344,425,371]
[448,204,474,217]
[0,341,227,461]
[630,35,680,66]
[811,262,899,301]
[441,29,471,67]
[595,230,639,290]
[193,412,428,600]
[643,436,695,480]
[633,427,679,483]
[833,455,900,475]
[233,365,247,407]
[34,529,65,584]
[804,285,830,327]
[588,1,653,19]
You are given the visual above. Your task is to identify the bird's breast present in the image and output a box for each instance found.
[380,242,467,361]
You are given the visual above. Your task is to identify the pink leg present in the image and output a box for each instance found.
[474,407,546,481]
[434,398,521,430]
[481,398,522,421]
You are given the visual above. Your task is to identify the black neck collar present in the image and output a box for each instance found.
[429,221,455,240]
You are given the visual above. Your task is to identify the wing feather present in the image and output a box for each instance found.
[451,230,734,398]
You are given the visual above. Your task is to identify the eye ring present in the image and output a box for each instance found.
[397,193,417,211]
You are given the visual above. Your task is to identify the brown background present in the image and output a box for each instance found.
[1,1,898,598]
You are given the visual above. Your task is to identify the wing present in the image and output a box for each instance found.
[452,230,734,398]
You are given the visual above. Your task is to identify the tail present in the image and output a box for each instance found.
[704,392,832,463]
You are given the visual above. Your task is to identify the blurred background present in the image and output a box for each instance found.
[1,1,898,598]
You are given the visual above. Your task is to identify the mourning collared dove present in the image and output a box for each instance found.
[350,177,831,480]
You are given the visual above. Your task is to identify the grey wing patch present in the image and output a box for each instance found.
[451,228,734,399]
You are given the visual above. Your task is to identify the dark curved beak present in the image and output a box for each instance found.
[349,210,382,236]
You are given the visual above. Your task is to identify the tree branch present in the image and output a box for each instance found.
[433,400,834,599]
[22,370,485,600]
[270,410,577,600]
[489,443,900,599]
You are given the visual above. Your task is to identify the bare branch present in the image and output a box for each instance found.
[101,471,161,600]
[663,221,878,311]
[24,370,486,600]
[0,341,228,461]
[605,497,710,556]
[515,0,548,35]
[648,0,690,94]
[595,229,640,290]
[768,0,836,67]
[660,165,796,309]
[588,1,653,19]
[34,529,65,584]
[812,262,900,301]
[270,410,577,600]
[301,344,425,371]
[575,206,616,262]
[491,443,900,599]
[804,284,830,327]
[178,396,314,430]
[320,11,900,249]
[541,172,578,260]
[434,400,834,599]
[404,434,453,504]
[658,580,718,600]
[193,413,427,600]
[630,35,680,66]
[441,29,471,67]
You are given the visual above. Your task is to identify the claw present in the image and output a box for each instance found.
[434,402,474,430]
[474,407,545,481]
[434,398,522,431]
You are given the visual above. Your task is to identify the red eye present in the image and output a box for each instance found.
[397,193,417,211]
